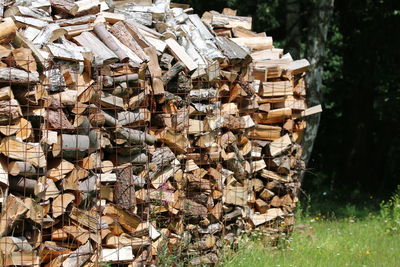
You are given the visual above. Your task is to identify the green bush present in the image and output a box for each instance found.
[380,185,400,234]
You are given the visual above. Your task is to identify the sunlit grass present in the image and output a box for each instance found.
[223,216,400,267]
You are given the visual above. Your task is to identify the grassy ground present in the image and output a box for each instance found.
[223,192,400,267]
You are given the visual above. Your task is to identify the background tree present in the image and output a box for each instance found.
[176,0,400,199]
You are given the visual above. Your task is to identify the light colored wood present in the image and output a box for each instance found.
[285,59,310,75]
[0,138,46,168]
[269,134,292,157]
[69,207,107,231]
[0,86,13,101]
[155,129,190,153]
[165,38,198,72]
[52,134,90,159]
[223,185,248,206]
[56,14,96,26]
[70,0,101,16]
[13,16,48,28]
[0,194,28,237]
[232,26,265,38]
[0,19,17,44]
[0,118,32,140]
[211,14,252,30]
[0,68,39,84]
[47,43,84,61]
[110,22,148,61]
[293,104,323,118]
[144,46,164,94]
[2,251,40,266]
[73,31,118,65]
[260,80,293,97]
[11,48,37,72]
[0,236,32,254]
[251,49,282,61]
[255,108,292,124]
[14,32,47,70]
[250,208,284,226]
[100,246,134,262]
[94,23,129,62]
[62,225,90,245]
[8,161,37,177]
[247,125,282,141]
[46,159,75,181]
[231,37,273,50]
[100,11,125,24]
[103,204,141,233]
[52,193,75,218]
[32,24,67,48]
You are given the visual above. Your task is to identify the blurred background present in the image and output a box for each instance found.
[176,0,400,209]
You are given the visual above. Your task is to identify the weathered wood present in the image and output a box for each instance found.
[94,24,129,63]
[165,38,198,72]
[73,31,118,65]
[56,15,97,26]
[109,21,148,61]
[0,68,39,84]
[144,46,164,94]
[215,36,249,62]
[52,134,90,159]
[47,43,84,61]
[211,14,252,30]
[0,99,22,124]
[231,37,273,50]
[32,24,67,48]
[116,127,156,145]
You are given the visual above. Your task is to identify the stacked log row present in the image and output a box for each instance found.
[0,0,321,266]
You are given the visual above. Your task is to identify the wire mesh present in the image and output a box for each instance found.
[0,58,306,266]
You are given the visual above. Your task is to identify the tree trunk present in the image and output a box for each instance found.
[301,0,334,168]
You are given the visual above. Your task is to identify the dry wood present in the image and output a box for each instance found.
[0,19,17,44]
[73,32,118,65]
[0,68,39,84]
[165,38,198,72]
[0,195,28,237]
[94,24,129,63]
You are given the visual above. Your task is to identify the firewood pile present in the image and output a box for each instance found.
[0,0,321,266]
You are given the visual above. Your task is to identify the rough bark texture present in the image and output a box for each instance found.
[301,0,334,167]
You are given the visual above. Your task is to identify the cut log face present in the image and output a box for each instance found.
[0,2,312,265]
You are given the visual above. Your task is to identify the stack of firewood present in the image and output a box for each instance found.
[0,0,321,266]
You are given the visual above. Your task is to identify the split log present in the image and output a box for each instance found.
[0,99,22,124]
[165,38,198,72]
[52,134,90,159]
[0,195,28,237]
[73,32,118,65]
[0,138,46,168]
[0,19,17,44]
[8,161,37,177]
[93,24,129,63]
[0,68,39,84]
[109,22,148,61]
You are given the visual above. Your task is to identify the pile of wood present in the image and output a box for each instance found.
[0,0,321,266]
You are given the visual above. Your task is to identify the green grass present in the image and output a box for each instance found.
[223,217,400,267]
[223,189,400,267]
